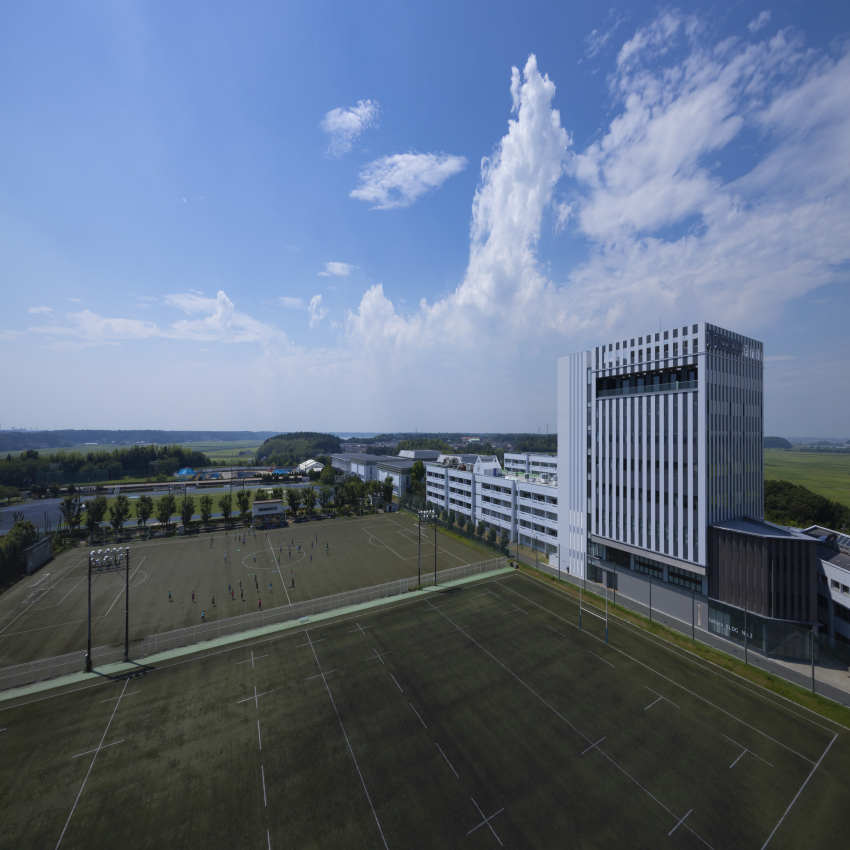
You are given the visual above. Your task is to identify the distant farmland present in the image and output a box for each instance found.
[764,449,850,510]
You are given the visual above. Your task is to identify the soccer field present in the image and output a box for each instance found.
[0,570,846,849]
[0,513,477,668]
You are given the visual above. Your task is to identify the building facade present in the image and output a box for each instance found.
[424,453,560,559]
[557,322,796,619]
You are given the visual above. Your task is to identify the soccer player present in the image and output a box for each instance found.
[258,598,262,609]
[291,576,294,588]
[239,579,242,589]
[231,589,234,600]
[310,554,312,562]
[269,581,272,592]
[168,591,172,602]
[210,536,213,547]
[240,588,244,600]
[202,610,205,622]
[228,583,231,593]
[192,590,195,603]
[212,596,215,607]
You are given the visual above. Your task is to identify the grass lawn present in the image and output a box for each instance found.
[764,449,850,510]
[0,570,846,848]
[0,513,477,667]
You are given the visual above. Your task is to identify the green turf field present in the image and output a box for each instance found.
[764,449,850,510]
[0,570,846,848]
[0,513,475,667]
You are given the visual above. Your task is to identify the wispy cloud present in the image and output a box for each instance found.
[748,11,771,34]
[320,99,379,158]
[0,330,23,341]
[28,306,53,314]
[279,296,305,309]
[350,152,467,210]
[30,291,287,349]
[308,294,327,328]
[582,12,628,62]
[66,297,82,303]
[318,262,354,277]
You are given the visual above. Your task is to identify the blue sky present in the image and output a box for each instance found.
[1,1,848,436]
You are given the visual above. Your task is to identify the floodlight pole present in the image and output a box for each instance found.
[605,574,608,644]
[812,628,816,695]
[124,549,130,663]
[433,511,437,586]
[417,513,421,589]
[85,552,92,672]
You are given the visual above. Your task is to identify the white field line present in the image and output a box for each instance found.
[0,616,98,638]
[588,650,615,668]
[759,735,838,849]
[104,558,146,617]
[668,809,693,836]
[500,577,821,765]
[467,798,504,846]
[98,690,140,703]
[55,678,130,849]
[258,720,262,750]
[645,686,680,710]
[266,536,291,605]
[436,743,458,778]
[0,555,86,635]
[72,740,124,759]
[409,702,427,729]
[362,528,407,561]
[389,672,403,693]
[532,573,845,736]
[0,588,432,715]
[426,595,713,849]
[56,576,88,606]
[261,765,267,806]
[305,630,388,849]
[722,734,774,768]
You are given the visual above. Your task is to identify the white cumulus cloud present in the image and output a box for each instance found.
[28,306,53,314]
[320,99,379,158]
[350,152,467,210]
[318,262,354,277]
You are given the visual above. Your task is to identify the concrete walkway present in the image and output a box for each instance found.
[0,566,514,704]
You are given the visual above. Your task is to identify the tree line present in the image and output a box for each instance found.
[765,479,850,531]
[0,444,215,491]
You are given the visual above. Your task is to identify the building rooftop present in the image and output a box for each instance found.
[332,453,387,463]
[377,458,415,470]
[504,471,557,488]
[818,545,850,573]
[711,517,812,540]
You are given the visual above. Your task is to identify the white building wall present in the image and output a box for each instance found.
[557,351,590,578]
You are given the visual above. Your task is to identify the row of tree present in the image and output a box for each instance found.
[0,444,216,489]
[56,475,397,539]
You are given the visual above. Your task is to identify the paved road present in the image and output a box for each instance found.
[0,481,311,534]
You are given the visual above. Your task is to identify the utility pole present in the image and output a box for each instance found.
[85,551,92,672]
[124,548,130,662]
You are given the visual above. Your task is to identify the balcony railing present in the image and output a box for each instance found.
[597,379,697,399]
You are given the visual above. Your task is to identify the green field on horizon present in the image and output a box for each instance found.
[764,449,850,510]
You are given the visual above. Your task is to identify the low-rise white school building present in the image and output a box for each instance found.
[424,453,560,561]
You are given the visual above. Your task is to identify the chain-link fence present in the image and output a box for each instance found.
[0,556,508,692]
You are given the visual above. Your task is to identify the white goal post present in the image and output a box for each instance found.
[23,573,50,604]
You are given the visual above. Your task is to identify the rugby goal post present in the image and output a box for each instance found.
[23,573,50,603]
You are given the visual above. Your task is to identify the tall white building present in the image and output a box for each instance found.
[557,322,791,614]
